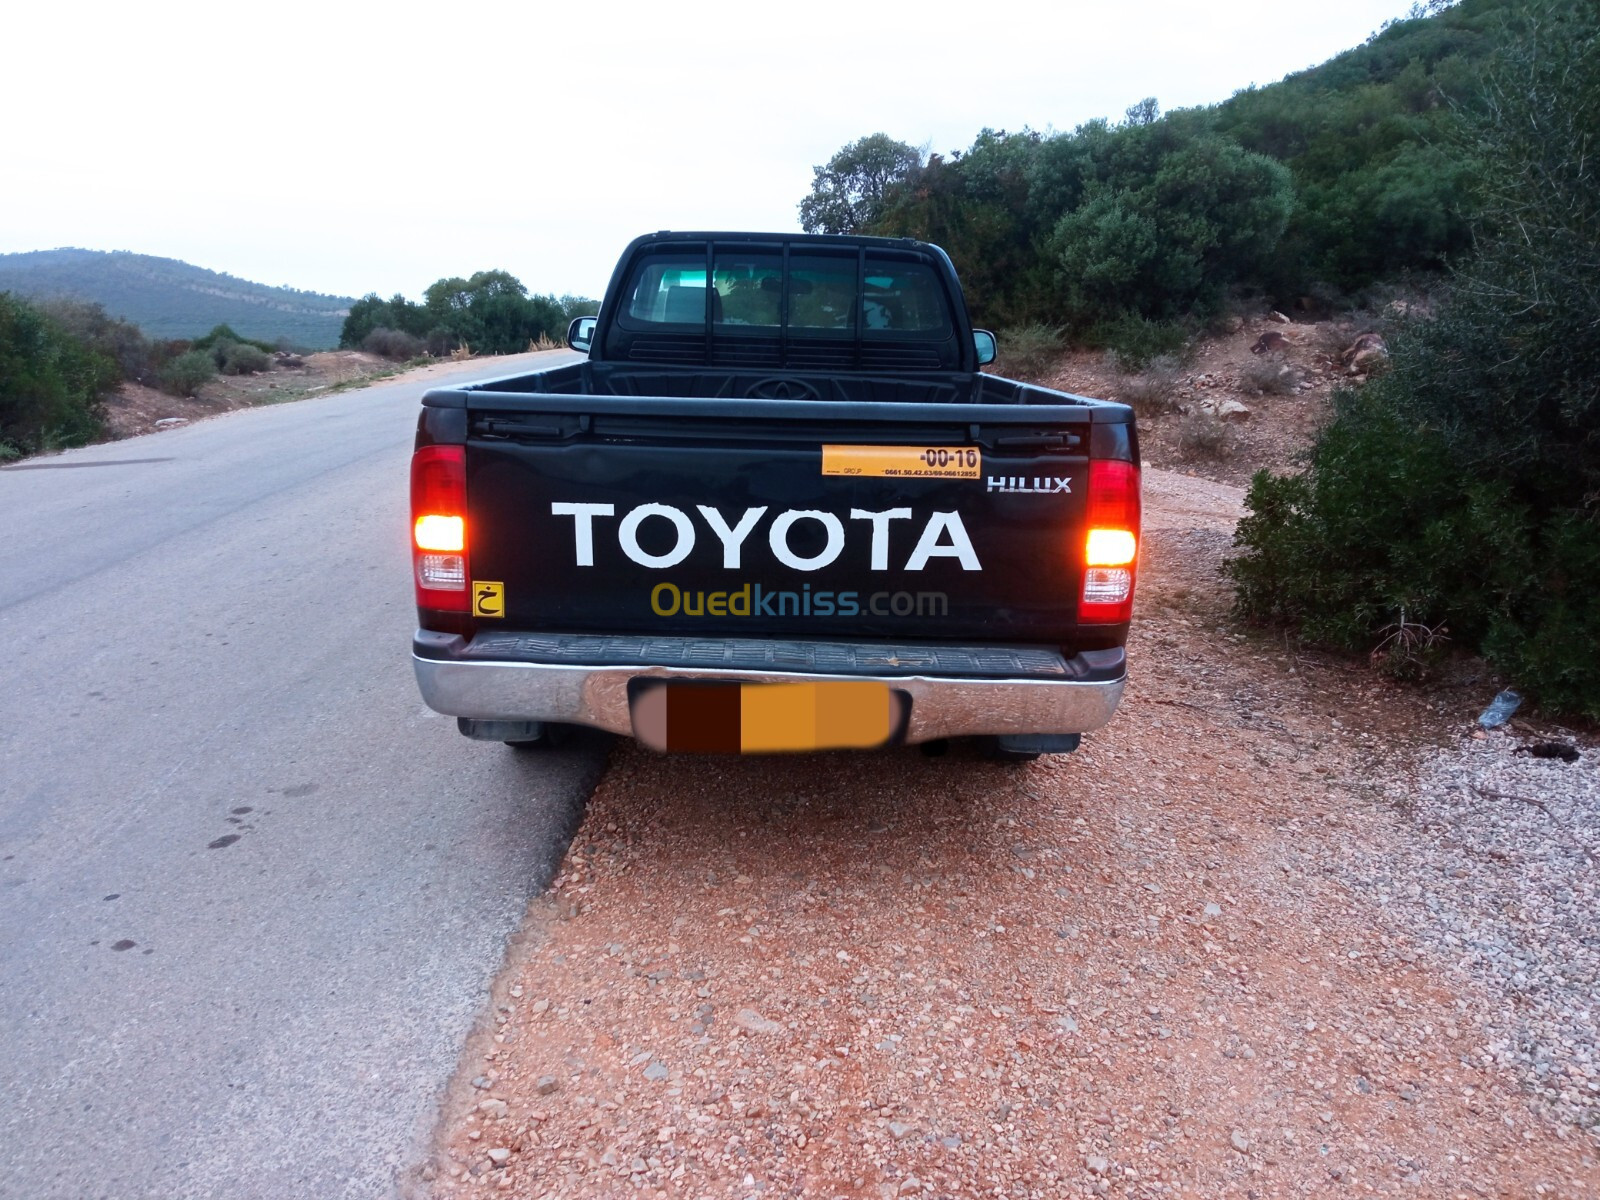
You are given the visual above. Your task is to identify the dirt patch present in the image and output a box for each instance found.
[100,350,399,440]
[423,470,1598,1199]
[1036,316,1379,488]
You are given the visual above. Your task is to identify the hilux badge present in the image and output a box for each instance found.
[986,476,1072,494]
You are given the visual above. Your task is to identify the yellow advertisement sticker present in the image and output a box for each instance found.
[821,445,981,480]
[472,581,506,618]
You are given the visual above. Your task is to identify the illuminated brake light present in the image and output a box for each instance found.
[1086,528,1137,566]
[1078,459,1140,623]
[411,445,469,611]
[414,514,464,552]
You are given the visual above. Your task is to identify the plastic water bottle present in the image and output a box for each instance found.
[1477,689,1522,729]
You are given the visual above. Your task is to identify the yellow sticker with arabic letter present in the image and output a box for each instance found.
[821,445,981,480]
[472,581,506,618]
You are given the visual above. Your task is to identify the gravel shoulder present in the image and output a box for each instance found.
[425,468,1598,1199]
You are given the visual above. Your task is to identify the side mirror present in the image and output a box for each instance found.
[973,329,997,367]
[567,315,597,353]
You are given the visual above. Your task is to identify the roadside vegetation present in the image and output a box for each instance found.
[1230,5,1600,718]
[2,265,591,457]
[805,0,1600,717]
[339,270,597,359]
[0,293,118,459]
[804,0,1497,359]
[0,291,315,455]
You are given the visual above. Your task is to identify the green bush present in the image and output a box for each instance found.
[38,299,157,384]
[994,323,1061,378]
[219,342,271,375]
[361,327,424,360]
[1049,133,1294,324]
[191,324,275,356]
[1228,4,1600,717]
[342,278,599,357]
[425,327,460,358]
[340,293,430,348]
[0,293,115,455]
[160,349,216,396]
[1088,314,1188,370]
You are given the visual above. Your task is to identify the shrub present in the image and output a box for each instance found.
[1049,134,1293,324]
[1090,314,1187,370]
[219,342,271,375]
[1117,353,1184,416]
[995,323,1062,378]
[425,327,461,358]
[160,349,216,396]
[341,293,431,348]
[1227,0,1600,718]
[38,299,156,384]
[362,327,424,360]
[1174,411,1237,461]
[191,324,275,356]
[1239,355,1298,396]
[0,293,114,454]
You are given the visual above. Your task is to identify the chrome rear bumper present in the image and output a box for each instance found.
[413,631,1125,745]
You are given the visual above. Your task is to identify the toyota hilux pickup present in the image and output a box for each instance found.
[410,232,1139,760]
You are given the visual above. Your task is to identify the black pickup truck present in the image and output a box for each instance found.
[410,232,1139,760]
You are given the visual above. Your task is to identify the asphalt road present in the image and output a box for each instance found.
[0,352,609,1200]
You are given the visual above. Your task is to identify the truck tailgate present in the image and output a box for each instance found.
[452,395,1132,647]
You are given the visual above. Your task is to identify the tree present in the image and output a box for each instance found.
[1123,97,1160,127]
[1050,132,1293,321]
[339,292,430,349]
[0,293,116,456]
[799,134,924,234]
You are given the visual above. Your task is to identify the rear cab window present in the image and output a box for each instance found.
[608,239,962,368]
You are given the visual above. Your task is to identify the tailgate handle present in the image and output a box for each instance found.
[476,418,565,438]
[994,433,1079,449]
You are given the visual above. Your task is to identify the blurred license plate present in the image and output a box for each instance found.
[630,680,903,753]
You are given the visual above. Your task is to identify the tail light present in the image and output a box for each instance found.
[411,445,469,611]
[1078,459,1140,623]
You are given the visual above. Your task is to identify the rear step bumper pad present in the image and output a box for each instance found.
[413,631,1125,743]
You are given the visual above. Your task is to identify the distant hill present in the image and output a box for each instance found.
[0,249,354,349]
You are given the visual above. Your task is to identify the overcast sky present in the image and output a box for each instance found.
[3,0,1420,302]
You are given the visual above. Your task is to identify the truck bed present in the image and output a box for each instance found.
[448,359,1101,409]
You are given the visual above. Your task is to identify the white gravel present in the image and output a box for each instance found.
[1337,730,1599,1135]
